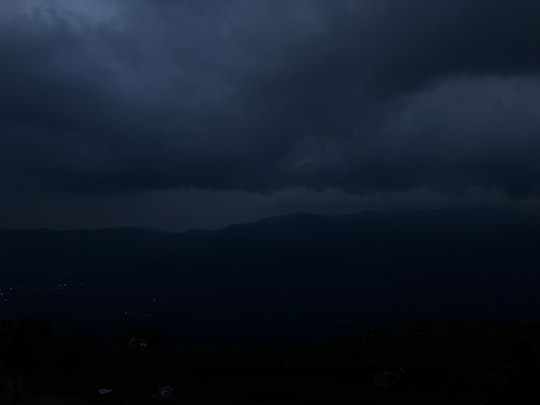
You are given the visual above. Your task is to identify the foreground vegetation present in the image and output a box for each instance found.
[2,319,540,404]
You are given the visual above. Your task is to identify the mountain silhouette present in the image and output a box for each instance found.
[2,208,540,345]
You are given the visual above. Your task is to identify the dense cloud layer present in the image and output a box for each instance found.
[2,0,540,197]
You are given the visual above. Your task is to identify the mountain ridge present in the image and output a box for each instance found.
[2,207,540,346]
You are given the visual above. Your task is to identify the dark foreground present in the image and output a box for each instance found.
[2,320,540,404]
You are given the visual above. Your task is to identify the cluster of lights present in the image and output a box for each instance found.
[0,287,14,303]
[1,278,95,299]
[2,280,161,323]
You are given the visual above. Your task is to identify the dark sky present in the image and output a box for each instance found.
[2,0,540,230]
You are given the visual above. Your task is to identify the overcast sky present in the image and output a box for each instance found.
[2,0,540,230]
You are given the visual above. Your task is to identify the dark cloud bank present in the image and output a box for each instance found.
[1,0,540,228]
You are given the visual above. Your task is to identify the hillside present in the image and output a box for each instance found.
[2,319,540,404]
[1,209,540,345]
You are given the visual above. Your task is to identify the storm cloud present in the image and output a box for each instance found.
[2,0,540,203]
